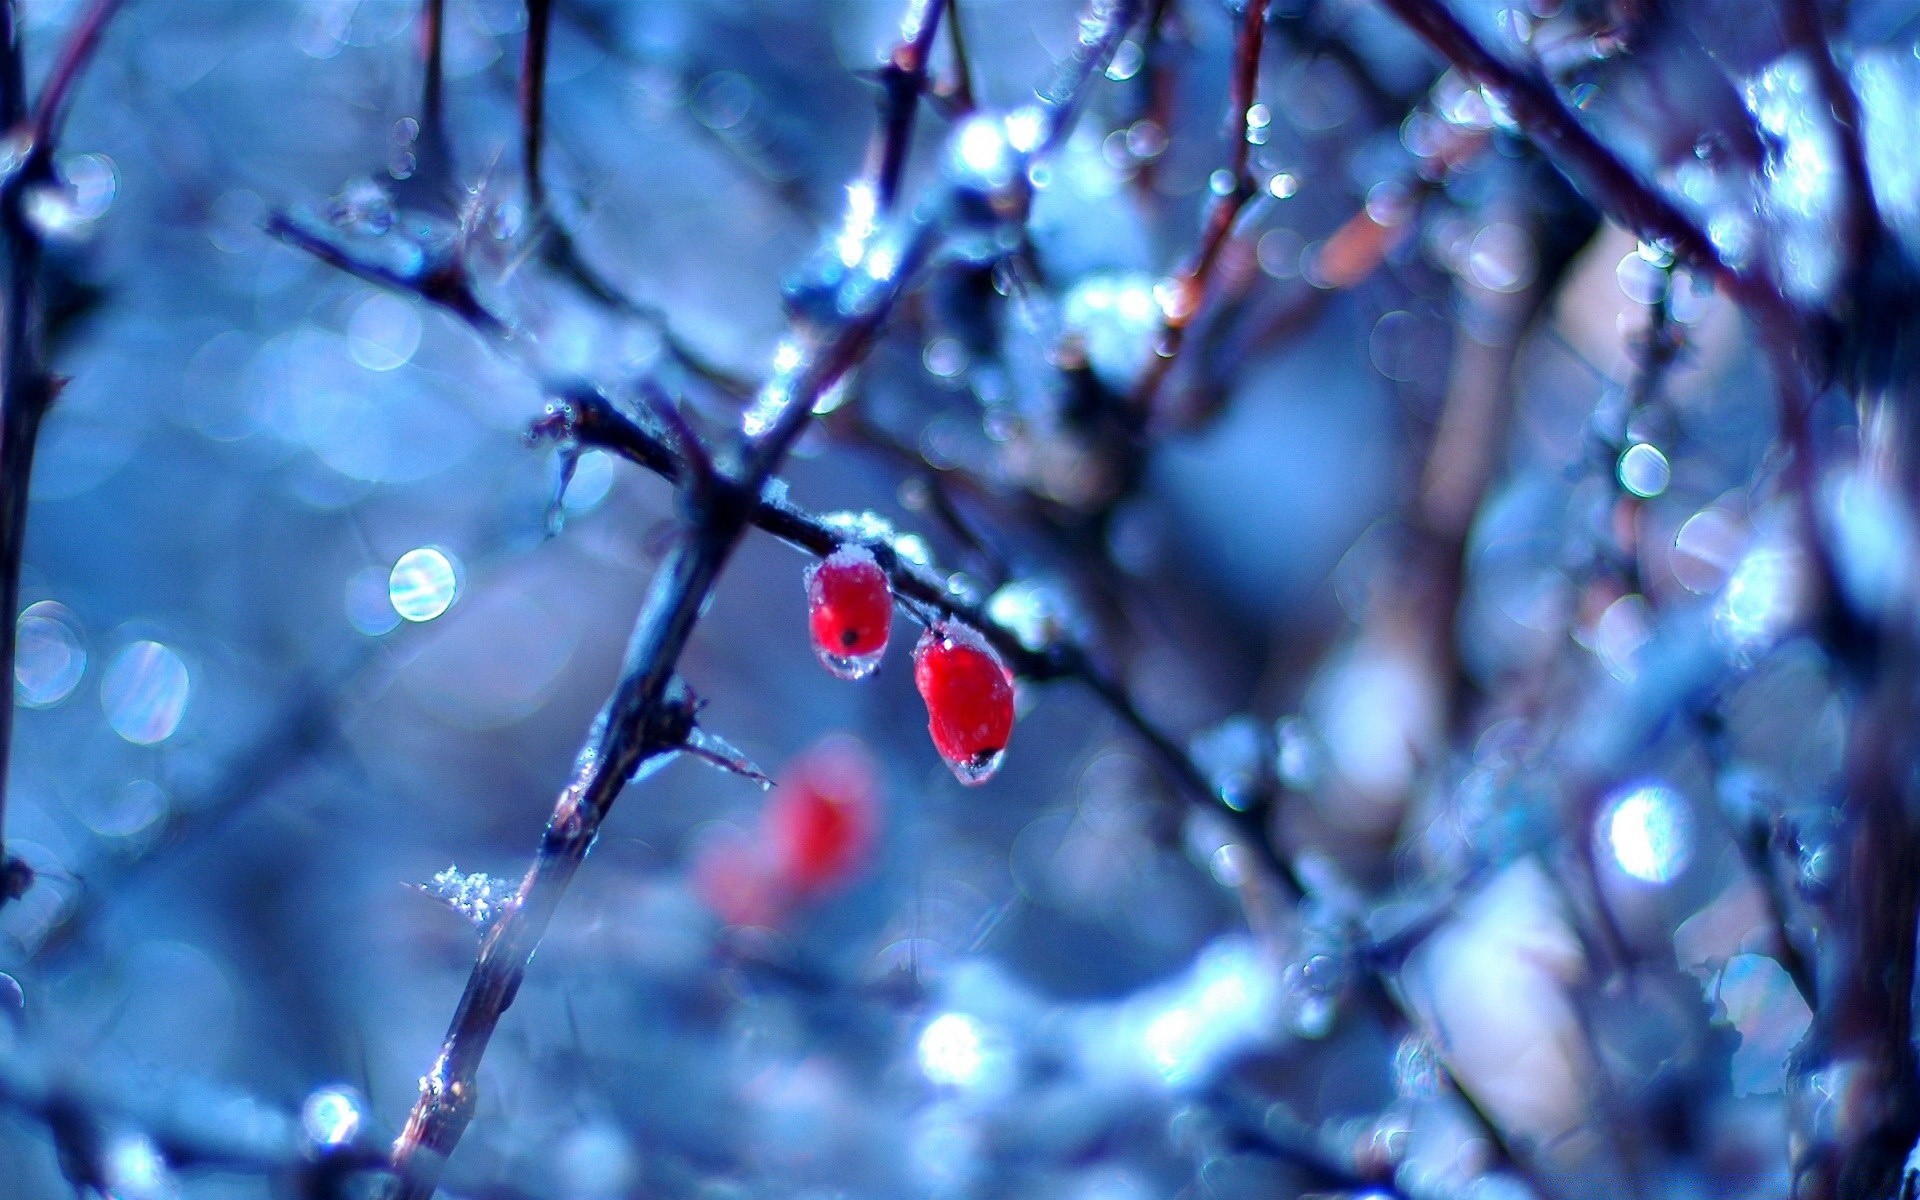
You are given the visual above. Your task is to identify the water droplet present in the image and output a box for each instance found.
[691,71,752,131]
[562,449,615,514]
[1618,442,1671,497]
[15,600,85,707]
[389,547,459,622]
[557,1123,637,1200]
[986,580,1063,653]
[1615,250,1668,305]
[100,641,190,745]
[817,647,884,680]
[1467,222,1534,293]
[1601,783,1692,883]
[945,747,1005,786]
[22,182,82,239]
[328,177,394,236]
[301,1085,365,1148]
[1673,507,1745,594]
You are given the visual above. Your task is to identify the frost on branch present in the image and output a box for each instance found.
[416,866,518,933]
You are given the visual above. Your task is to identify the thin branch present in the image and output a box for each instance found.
[868,0,949,212]
[1132,0,1268,415]
[373,4,1145,1195]
[942,0,976,114]
[0,1047,391,1196]
[512,0,750,398]
[1374,0,1798,331]
[519,0,551,214]
[409,0,453,198]
[0,0,123,904]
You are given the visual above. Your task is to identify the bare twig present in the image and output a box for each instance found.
[1374,0,1798,331]
[942,0,977,114]
[0,0,123,904]
[1132,0,1268,415]
[868,0,950,213]
[519,0,552,215]
[407,0,454,200]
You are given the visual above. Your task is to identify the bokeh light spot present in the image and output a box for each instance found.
[100,640,190,745]
[301,1085,365,1148]
[15,600,85,708]
[389,547,459,622]
[918,1012,987,1087]
[1618,442,1672,498]
[1602,784,1692,883]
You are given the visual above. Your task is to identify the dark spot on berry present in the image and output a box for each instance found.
[841,628,858,648]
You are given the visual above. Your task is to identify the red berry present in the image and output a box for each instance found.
[805,546,893,678]
[913,623,1015,785]
[766,736,879,896]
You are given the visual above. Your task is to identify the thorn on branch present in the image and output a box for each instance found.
[684,726,774,789]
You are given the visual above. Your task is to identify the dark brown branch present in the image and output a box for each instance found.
[942,0,976,114]
[868,0,949,212]
[371,4,1145,1195]
[409,0,453,198]
[1375,0,1798,331]
[0,0,122,904]
[1132,0,1267,415]
[519,0,552,214]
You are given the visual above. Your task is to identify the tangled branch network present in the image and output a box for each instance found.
[6,0,1920,1198]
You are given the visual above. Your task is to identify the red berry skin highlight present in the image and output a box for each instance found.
[805,546,893,678]
[766,736,879,896]
[913,623,1015,784]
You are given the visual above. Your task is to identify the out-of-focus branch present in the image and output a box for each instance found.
[509,0,751,399]
[1779,0,1880,278]
[409,0,453,199]
[1132,0,1268,415]
[0,0,123,906]
[0,1048,390,1197]
[868,0,949,212]
[942,0,976,114]
[1374,0,1798,331]
[519,0,551,213]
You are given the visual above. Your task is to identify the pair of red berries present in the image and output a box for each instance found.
[804,545,1015,785]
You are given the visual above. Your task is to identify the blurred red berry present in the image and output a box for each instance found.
[913,623,1015,784]
[805,546,893,678]
[693,832,789,928]
[767,735,879,895]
